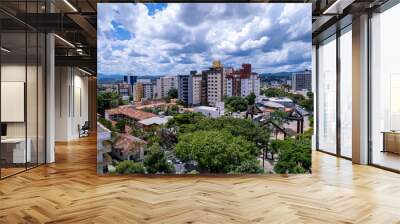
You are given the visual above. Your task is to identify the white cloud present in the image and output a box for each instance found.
[98,3,311,76]
[240,37,269,51]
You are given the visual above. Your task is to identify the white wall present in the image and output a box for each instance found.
[54,67,89,141]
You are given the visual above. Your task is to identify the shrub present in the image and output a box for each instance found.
[115,160,145,174]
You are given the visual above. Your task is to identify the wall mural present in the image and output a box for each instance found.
[97,3,313,175]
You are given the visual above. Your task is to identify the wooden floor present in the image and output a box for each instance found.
[1,136,400,224]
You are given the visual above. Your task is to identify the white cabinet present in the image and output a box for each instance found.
[1,138,31,163]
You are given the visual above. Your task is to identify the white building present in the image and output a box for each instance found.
[240,73,260,97]
[142,82,154,100]
[207,69,224,106]
[189,75,202,106]
[223,67,233,97]
[155,76,178,99]
[194,105,224,118]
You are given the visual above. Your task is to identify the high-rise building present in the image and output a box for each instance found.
[155,76,178,99]
[223,67,234,97]
[134,83,144,102]
[226,64,260,98]
[188,74,202,106]
[207,67,224,107]
[117,83,132,100]
[120,74,137,100]
[142,82,154,100]
[226,72,241,97]
[241,73,260,97]
[201,70,208,105]
[292,69,312,91]
[124,74,137,85]
[178,75,190,105]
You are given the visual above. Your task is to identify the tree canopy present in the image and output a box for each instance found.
[245,92,256,105]
[115,160,145,174]
[144,143,175,174]
[176,130,262,173]
[97,92,120,116]
[167,88,178,99]
[224,96,248,112]
[272,134,312,174]
[224,93,257,112]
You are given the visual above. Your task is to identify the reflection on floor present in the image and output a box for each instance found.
[0,163,43,179]
[0,167,25,178]
[373,150,400,171]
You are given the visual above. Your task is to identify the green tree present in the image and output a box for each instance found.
[167,88,178,99]
[99,118,116,132]
[176,116,269,151]
[308,115,314,128]
[306,91,313,99]
[224,96,248,112]
[290,94,306,104]
[281,84,291,92]
[115,120,127,133]
[272,135,311,174]
[176,130,259,173]
[245,92,256,105]
[97,91,120,116]
[228,159,264,174]
[299,99,313,112]
[262,88,287,97]
[165,105,180,116]
[269,110,288,126]
[166,112,204,128]
[115,160,145,174]
[144,143,175,174]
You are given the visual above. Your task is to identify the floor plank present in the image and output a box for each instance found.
[0,135,400,223]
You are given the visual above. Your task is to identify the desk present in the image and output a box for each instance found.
[382,131,400,154]
[1,138,31,163]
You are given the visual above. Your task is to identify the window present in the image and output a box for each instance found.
[370,3,400,171]
[340,27,352,158]
[317,35,337,154]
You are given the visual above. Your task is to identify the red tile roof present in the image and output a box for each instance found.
[113,134,147,154]
[106,106,156,121]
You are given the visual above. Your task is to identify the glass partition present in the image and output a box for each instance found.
[370,3,400,171]
[0,2,46,179]
[1,31,28,177]
[317,35,337,154]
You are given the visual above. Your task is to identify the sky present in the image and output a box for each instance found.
[98,3,312,76]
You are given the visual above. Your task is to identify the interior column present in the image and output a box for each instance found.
[352,14,369,164]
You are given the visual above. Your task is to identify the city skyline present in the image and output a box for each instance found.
[98,3,312,76]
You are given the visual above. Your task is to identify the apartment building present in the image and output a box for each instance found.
[207,68,224,106]
[292,70,312,91]
[223,67,234,97]
[178,75,190,105]
[201,70,208,105]
[188,74,202,106]
[155,76,178,99]
[134,83,144,102]
[142,82,154,100]
[117,83,132,100]
[226,64,260,98]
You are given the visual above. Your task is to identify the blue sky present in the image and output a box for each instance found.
[98,3,311,76]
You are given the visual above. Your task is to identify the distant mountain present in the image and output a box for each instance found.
[259,72,293,78]
[98,74,162,84]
